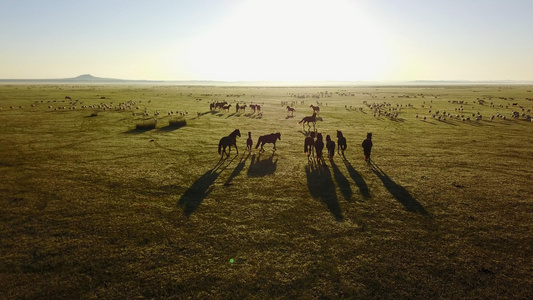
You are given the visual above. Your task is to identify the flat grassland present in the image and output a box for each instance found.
[1,84,532,299]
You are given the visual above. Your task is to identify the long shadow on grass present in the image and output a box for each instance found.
[306,159,343,221]
[178,158,233,216]
[123,127,155,134]
[224,153,250,185]
[369,161,428,215]
[330,159,353,203]
[158,123,186,132]
[343,159,371,199]
[247,153,277,177]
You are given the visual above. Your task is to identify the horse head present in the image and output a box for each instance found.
[232,129,241,137]
[276,133,281,140]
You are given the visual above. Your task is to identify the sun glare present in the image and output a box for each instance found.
[179,0,390,82]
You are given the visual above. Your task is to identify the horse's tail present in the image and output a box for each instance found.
[255,137,261,149]
[218,138,223,154]
[298,117,305,124]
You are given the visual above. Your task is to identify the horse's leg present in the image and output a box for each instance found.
[234,142,238,154]
[221,146,227,159]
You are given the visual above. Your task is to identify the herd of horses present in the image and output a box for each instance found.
[210,101,262,114]
[218,129,282,158]
[218,128,347,161]
[217,103,350,161]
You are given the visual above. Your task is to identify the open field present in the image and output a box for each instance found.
[1,84,532,299]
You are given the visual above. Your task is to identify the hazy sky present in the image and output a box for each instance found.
[1,0,532,81]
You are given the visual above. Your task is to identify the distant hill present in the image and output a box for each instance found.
[1,75,532,86]
[0,74,164,84]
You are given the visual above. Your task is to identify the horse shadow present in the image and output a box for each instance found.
[177,159,231,216]
[305,159,343,221]
[343,159,371,199]
[330,159,353,203]
[299,129,316,136]
[189,111,216,120]
[226,112,237,118]
[285,115,294,119]
[247,153,277,177]
[224,153,250,186]
[369,161,429,215]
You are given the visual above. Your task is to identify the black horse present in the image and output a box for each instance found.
[246,131,253,152]
[337,130,347,155]
[304,131,316,158]
[298,112,317,130]
[218,129,241,158]
[315,133,325,164]
[255,133,281,152]
[326,135,335,159]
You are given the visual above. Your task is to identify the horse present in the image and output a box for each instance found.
[218,129,241,158]
[326,135,335,159]
[298,112,317,130]
[249,104,257,113]
[310,104,320,114]
[314,133,325,163]
[255,133,281,152]
[286,106,295,116]
[246,132,253,152]
[214,101,227,110]
[222,104,232,112]
[236,104,246,113]
[304,131,316,158]
[337,130,347,155]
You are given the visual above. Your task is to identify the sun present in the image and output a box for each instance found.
[178,0,390,81]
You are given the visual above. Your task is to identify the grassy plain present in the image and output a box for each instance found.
[0,84,532,299]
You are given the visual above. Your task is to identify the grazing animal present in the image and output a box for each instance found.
[222,104,232,112]
[337,130,347,155]
[286,106,295,116]
[304,131,316,157]
[236,104,246,113]
[246,132,253,152]
[314,133,325,163]
[255,133,281,152]
[214,101,228,110]
[326,135,335,159]
[249,104,257,113]
[310,104,320,114]
[218,129,241,158]
[298,112,317,130]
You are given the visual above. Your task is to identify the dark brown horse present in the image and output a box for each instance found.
[326,135,335,159]
[337,130,347,155]
[255,133,281,152]
[314,133,325,163]
[304,131,316,158]
[310,104,320,114]
[298,112,317,130]
[286,106,295,116]
[218,129,241,158]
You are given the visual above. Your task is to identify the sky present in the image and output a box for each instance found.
[1,0,532,82]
